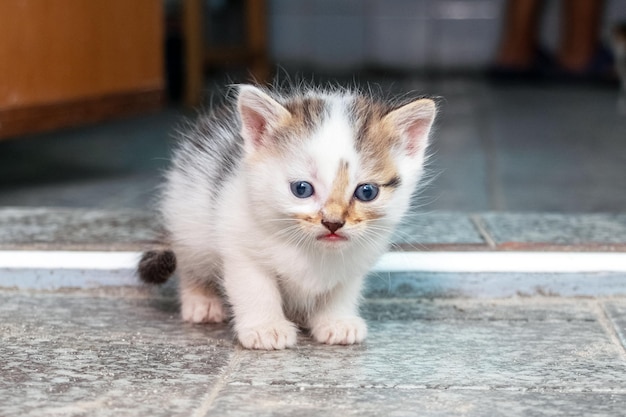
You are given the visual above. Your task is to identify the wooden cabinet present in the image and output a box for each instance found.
[0,0,164,139]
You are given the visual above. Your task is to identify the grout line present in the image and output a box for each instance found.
[191,347,242,417]
[469,214,497,249]
[590,300,626,358]
[215,381,626,394]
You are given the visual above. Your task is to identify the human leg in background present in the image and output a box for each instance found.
[493,0,543,71]
[557,0,606,74]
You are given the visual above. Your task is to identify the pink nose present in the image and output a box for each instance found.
[321,220,345,233]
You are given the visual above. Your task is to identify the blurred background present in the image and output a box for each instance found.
[0,0,625,212]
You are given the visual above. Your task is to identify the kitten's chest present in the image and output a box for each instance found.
[265,243,371,295]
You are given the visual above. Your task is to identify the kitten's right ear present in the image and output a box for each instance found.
[237,85,291,151]
[382,98,437,161]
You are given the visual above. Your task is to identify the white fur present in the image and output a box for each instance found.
[160,85,435,350]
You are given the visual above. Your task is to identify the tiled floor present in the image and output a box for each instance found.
[5,207,626,253]
[0,77,625,212]
[1,291,626,416]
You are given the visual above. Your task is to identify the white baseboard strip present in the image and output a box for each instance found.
[1,250,626,274]
[0,251,141,270]
[373,251,626,273]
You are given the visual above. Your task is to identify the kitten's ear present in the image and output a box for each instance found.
[237,85,291,151]
[383,98,437,159]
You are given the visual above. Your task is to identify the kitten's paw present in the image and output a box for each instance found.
[181,292,226,324]
[237,320,298,350]
[311,316,367,345]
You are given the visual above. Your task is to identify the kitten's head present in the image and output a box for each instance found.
[237,85,436,251]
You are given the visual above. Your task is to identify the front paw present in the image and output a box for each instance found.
[311,316,367,345]
[237,320,298,350]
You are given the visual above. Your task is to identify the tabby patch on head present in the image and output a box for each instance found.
[237,85,436,246]
[140,84,437,350]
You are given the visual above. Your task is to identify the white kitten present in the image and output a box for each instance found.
[139,85,437,350]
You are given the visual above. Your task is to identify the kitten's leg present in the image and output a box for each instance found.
[309,277,367,345]
[173,246,226,323]
[179,271,226,324]
[178,258,226,323]
[223,256,297,350]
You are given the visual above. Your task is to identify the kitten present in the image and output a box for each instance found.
[139,84,436,350]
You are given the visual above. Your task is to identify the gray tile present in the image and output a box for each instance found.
[2,291,625,416]
[3,79,626,214]
[0,207,160,250]
[0,109,179,174]
[1,340,228,417]
[480,213,626,247]
[392,212,485,246]
[209,385,626,417]
[0,269,141,291]
[486,87,626,212]
[0,109,179,210]
[418,115,492,212]
[602,299,626,350]
[0,292,234,417]
[365,271,626,298]
[362,298,596,322]
[0,292,233,346]
[230,305,626,391]
[0,174,162,210]
[0,207,488,253]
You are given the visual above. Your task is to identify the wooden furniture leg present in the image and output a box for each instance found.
[183,0,203,108]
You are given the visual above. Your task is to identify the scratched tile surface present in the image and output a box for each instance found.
[2,291,626,417]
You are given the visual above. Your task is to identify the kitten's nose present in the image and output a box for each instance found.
[321,220,345,233]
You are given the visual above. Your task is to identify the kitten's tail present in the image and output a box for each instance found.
[137,250,177,284]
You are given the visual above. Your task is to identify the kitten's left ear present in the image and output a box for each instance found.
[237,85,291,152]
[383,98,437,159]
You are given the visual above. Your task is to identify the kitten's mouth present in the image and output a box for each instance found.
[317,233,348,242]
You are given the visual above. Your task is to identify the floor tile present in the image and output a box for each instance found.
[362,298,596,322]
[230,302,626,391]
[392,212,485,247]
[2,292,626,416]
[602,299,626,351]
[0,292,233,346]
[0,174,162,210]
[0,269,141,291]
[0,292,234,417]
[0,207,159,250]
[0,108,180,210]
[209,385,626,417]
[480,213,626,249]
[1,339,229,417]
[417,114,492,212]
[1,80,626,213]
[365,271,626,298]
[486,86,626,212]
[0,207,489,251]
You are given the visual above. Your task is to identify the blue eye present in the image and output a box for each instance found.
[354,183,379,202]
[290,181,314,198]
